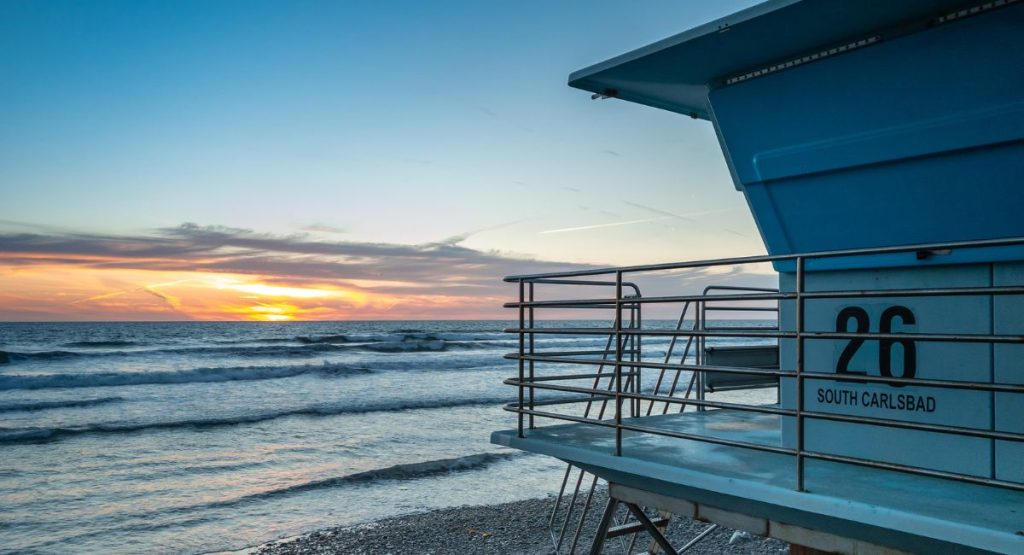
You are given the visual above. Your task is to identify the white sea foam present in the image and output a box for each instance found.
[0,363,370,390]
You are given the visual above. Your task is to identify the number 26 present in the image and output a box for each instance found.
[835,306,917,385]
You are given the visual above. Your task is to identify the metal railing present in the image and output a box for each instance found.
[502,236,1024,494]
[542,287,728,554]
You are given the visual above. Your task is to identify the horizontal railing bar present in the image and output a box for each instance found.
[804,331,1024,344]
[504,328,791,338]
[505,378,796,417]
[503,327,1024,344]
[521,392,1024,440]
[506,304,622,310]
[504,285,1024,310]
[505,292,791,308]
[703,326,780,331]
[524,397,610,407]
[527,372,638,382]
[619,422,795,456]
[802,450,1024,492]
[503,378,615,398]
[501,405,617,428]
[616,391,794,417]
[801,285,1024,299]
[801,371,1024,393]
[508,355,1024,393]
[531,349,640,357]
[803,410,1024,442]
[508,355,792,378]
[705,286,780,293]
[704,306,780,312]
[504,236,1024,281]
[500,301,635,309]
[525,278,641,291]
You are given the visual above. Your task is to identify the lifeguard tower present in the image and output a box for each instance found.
[491,0,1024,553]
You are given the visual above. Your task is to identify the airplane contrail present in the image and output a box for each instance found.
[623,201,737,221]
[541,217,669,235]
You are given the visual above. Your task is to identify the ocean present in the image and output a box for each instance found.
[0,321,774,553]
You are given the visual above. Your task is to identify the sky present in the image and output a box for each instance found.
[0,0,769,321]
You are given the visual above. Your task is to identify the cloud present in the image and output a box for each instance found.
[301,223,348,235]
[0,223,593,296]
[0,222,776,320]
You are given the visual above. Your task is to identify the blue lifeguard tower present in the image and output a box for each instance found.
[492,0,1024,553]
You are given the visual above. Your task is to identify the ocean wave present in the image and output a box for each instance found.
[295,334,350,344]
[248,452,525,499]
[0,338,484,363]
[0,397,124,413]
[0,334,598,364]
[360,339,446,352]
[114,452,528,522]
[3,350,86,362]
[0,396,513,444]
[0,362,370,391]
[2,343,347,362]
[298,331,504,344]
[60,340,141,348]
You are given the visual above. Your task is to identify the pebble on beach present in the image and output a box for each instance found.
[253,491,789,555]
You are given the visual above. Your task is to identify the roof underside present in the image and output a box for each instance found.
[568,0,981,120]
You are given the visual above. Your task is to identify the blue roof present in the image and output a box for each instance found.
[568,0,980,120]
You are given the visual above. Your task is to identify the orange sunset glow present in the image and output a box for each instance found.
[0,221,773,321]
[0,264,505,321]
[0,222,551,321]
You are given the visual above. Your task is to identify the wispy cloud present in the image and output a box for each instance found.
[301,223,348,235]
[623,201,738,223]
[540,217,668,235]
[0,222,588,292]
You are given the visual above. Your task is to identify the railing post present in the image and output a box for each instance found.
[697,299,705,412]
[634,298,642,417]
[615,271,623,456]
[528,282,535,429]
[795,257,806,491]
[518,279,525,438]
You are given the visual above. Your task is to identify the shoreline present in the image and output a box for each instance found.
[246,492,788,554]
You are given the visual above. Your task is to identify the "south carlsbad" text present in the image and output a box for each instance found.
[816,387,936,413]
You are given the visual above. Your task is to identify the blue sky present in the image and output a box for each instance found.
[0,0,768,320]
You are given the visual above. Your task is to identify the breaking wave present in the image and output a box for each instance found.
[1,335,506,363]
[0,363,371,391]
[247,452,525,498]
[0,395,513,444]
[61,341,142,348]
[118,452,529,520]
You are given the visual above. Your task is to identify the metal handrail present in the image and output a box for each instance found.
[504,236,1024,281]
[504,235,1024,495]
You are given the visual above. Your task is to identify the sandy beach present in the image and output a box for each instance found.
[252,491,789,554]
